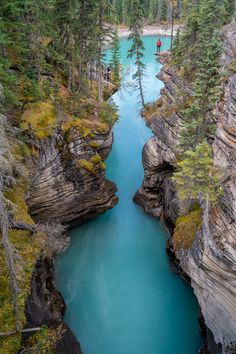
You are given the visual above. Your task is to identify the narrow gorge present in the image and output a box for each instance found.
[135,20,236,353]
[56,35,203,354]
[0,1,235,354]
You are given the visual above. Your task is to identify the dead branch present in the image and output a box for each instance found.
[0,327,41,337]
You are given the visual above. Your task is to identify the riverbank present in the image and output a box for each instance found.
[117,24,180,38]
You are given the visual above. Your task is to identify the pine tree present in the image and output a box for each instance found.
[223,0,235,22]
[54,0,80,90]
[23,0,53,82]
[109,30,121,84]
[113,0,123,23]
[77,0,97,93]
[122,0,132,24]
[172,141,221,203]
[128,0,146,107]
[94,0,112,103]
[148,0,159,23]
[160,0,167,21]
[171,28,181,65]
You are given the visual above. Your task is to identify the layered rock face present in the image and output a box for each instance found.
[134,63,184,225]
[25,255,83,354]
[27,128,118,226]
[135,21,236,352]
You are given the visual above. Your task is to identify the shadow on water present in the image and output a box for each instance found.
[56,36,203,354]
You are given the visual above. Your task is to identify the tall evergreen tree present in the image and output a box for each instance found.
[94,0,112,103]
[172,141,221,203]
[160,0,167,21]
[113,0,123,22]
[148,0,159,23]
[128,0,146,107]
[109,30,121,84]
[54,0,80,90]
[172,0,224,205]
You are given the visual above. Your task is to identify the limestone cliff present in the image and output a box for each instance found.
[27,127,118,226]
[134,21,236,353]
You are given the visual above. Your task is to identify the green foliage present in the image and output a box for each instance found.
[223,0,235,23]
[170,0,226,205]
[148,0,159,23]
[171,28,181,66]
[173,207,202,250]
[0,184,45,353]
[172,141,221,203]
[99,100,119,126]
[77,154,106,174]
[20,100,57,139]
[160,0,167,21]
[128,0,146,107]
[109,30,121,85]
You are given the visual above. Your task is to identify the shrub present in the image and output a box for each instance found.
[172,208,202,250]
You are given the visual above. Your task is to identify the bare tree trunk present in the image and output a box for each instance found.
[136,50,145,108]
[170,7,174,50]
[98,57,103,104]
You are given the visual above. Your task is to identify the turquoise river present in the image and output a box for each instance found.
[56,36,203,354]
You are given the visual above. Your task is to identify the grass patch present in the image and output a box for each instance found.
[20,100,56,139]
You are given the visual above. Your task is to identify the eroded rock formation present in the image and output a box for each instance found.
[135,21,236,353]
[27,128,118,226]
[25,255,83,354]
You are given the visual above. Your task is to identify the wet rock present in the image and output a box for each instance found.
[24,255,83,353]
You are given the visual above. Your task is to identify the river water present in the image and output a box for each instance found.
[56,36,203,354]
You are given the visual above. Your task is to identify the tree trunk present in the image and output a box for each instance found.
[136,51,145,108]
[98,2,103,104]
[170,7,174,50]
[98,57,103,104]
[0,195,21,332]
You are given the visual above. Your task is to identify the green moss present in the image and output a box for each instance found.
[20,100,56,139]
[89,141,100,149]
[90,154,105,170]
[81,126,94,139]
[96,122,110,134]
[77,159,95,174]
[172,207,203,251]
[0,184,46,353]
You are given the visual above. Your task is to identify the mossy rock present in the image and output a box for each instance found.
[89,141,100,148]
[172,208,202,251]
[91,154,106,170]
[0,184,46,353]
[20,100,56,139]
[77,159,95,174]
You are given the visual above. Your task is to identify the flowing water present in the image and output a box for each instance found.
[56,36,203,354]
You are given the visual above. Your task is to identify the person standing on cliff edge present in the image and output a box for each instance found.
[156,39,162,53]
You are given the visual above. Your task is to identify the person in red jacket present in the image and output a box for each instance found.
[156,39,162,53]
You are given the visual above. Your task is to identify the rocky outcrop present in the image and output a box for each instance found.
[134,63,187,225]
[27,128,118,226]
[24,255,83,353]
[135,21,236,353]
